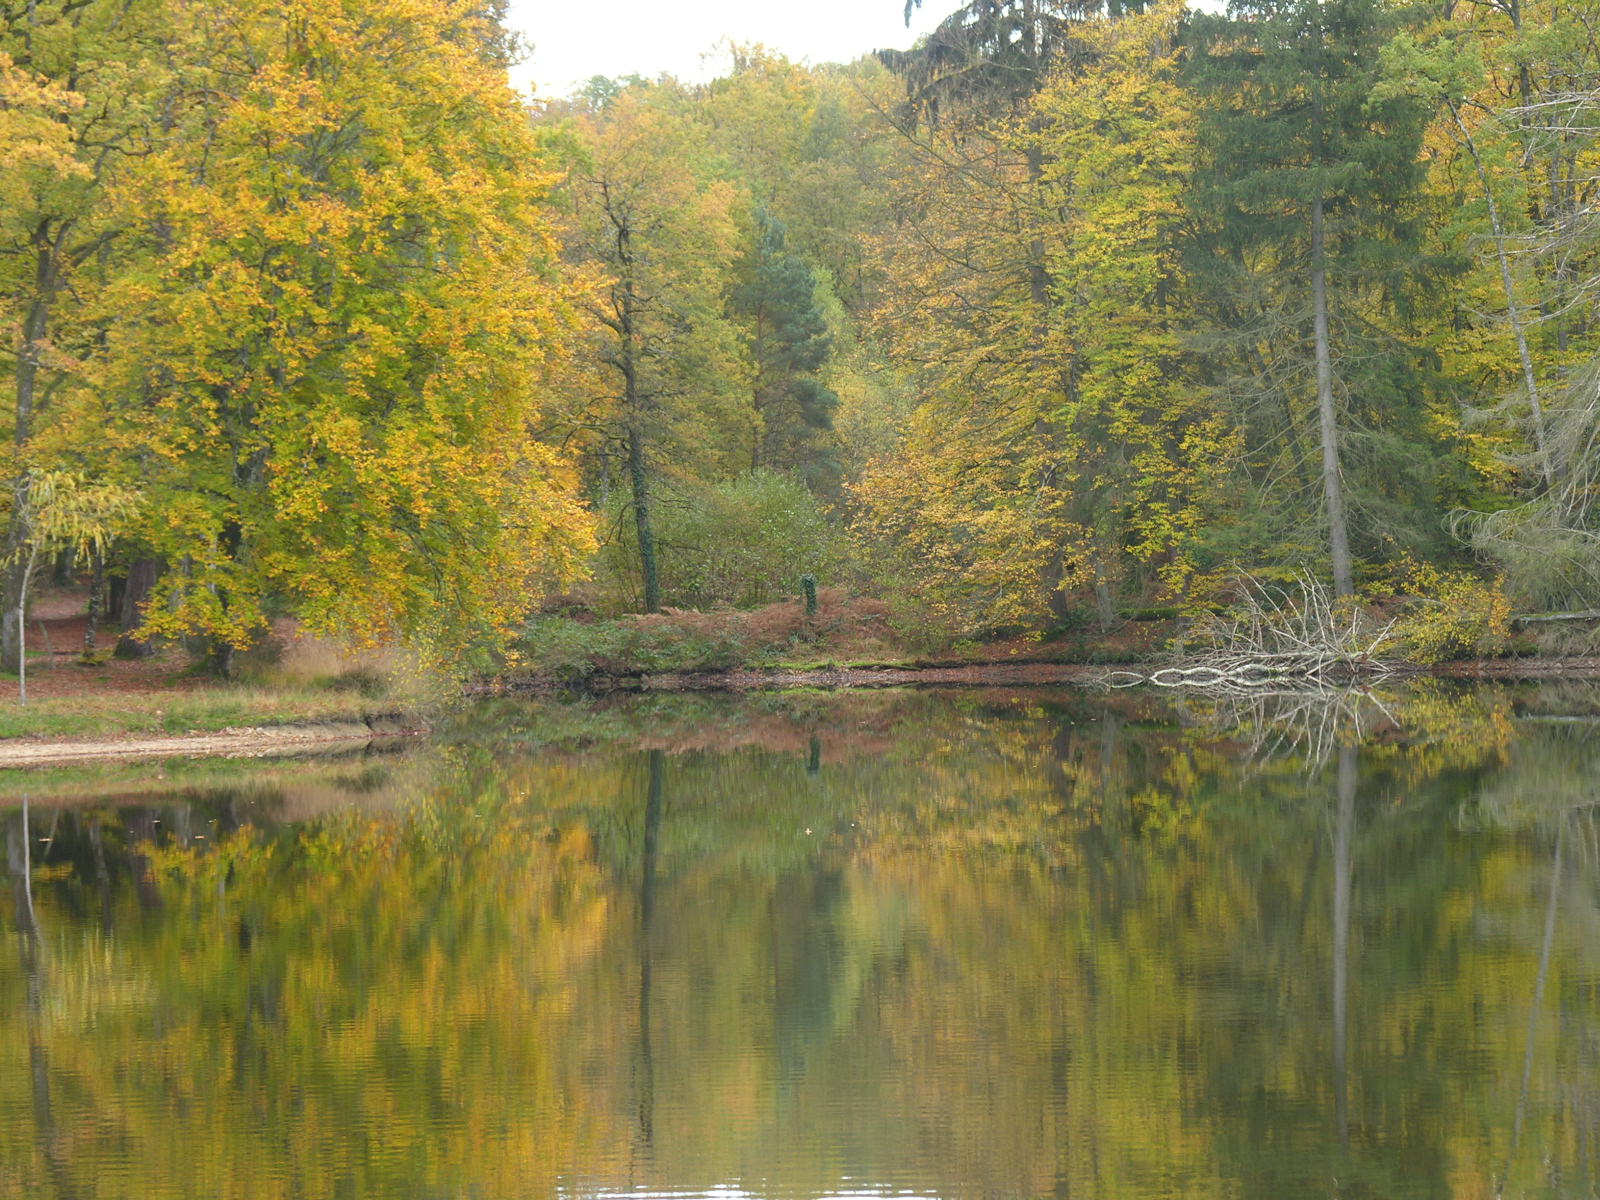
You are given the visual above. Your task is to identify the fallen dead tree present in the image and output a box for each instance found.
[1101,572,1399,691]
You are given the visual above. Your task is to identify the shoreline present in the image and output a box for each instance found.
[1,655,1596,769]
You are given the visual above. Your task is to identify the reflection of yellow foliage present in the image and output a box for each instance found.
[1,690,1590,1197]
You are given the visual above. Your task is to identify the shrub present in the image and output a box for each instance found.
[596,470,844,612]
[516,615,751,680]
[1390,562,1512,663]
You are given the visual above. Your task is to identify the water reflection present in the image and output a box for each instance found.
[1,686,1597,1199]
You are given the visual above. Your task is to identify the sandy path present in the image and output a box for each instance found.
[0,721,421,769]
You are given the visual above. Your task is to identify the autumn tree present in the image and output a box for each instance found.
[1381,12,1600,606]
[855,3,1233,627]
[0,0,168,673]
[65,0,591,671]
[549,81,743,613]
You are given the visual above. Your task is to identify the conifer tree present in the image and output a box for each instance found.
[1184,0,1452,592]
[730,211,840,488]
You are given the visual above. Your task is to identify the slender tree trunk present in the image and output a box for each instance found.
[84,547,104,656]
[15,545,40,704]
[1023,144,1052,312]
[751,306,766,471]
[206,518,243,677]
[1448,101,1554,489]
[1312,194,1354,598]
[627,422,661,614]
[1308,0,1354,599]
[614,215,661,614]
[3,231,59,674]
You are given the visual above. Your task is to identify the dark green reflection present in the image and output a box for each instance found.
[1,686,1596,1199]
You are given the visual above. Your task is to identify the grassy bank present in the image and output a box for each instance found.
[0,687,417,741]
[0,593,441,740]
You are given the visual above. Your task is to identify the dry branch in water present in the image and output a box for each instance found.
[1101,572,1397,691]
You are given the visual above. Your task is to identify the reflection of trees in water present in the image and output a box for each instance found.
[1,690,1597,1198]
[6,803,77,1200]
[1453,718,1600,1200]
[1179,685,1394,766]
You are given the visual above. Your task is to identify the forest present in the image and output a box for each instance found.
[5,0,1600,681]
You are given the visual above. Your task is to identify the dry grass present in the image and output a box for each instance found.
[635,588,902,664]
[517,588,912,680]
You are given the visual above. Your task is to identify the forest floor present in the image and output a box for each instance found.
[2,584,1597,768]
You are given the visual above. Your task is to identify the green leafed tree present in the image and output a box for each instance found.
[1183,0,1459,593]
[729,209,840,489]
[548,80,745,613]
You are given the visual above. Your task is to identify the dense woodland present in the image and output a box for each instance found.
[5,0,1600,673]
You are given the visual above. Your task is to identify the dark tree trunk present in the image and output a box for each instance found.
[115,557,162,659]
[614,213,660,615]
[84,548,104,656]
[628,423,661,614]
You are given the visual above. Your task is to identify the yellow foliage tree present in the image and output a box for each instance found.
[855,4,1237,629]
[57,0,592,670]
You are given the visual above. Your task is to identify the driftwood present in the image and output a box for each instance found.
[1512,609,1600,624]
[1101,572,1397,692]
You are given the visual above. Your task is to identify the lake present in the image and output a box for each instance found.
[2,684,1596,1199]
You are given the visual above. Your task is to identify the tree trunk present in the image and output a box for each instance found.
[84,548,104,656]
[1311,192,1354,598]
[2,231,59,674]
[628,422,661,614]
[1092,563,1117,633]
[1,543,28,677]
[115,557,161,658]
[205,519,243,677]
[615,212,660,614]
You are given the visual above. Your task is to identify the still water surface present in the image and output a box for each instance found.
[2,686,1597,1199]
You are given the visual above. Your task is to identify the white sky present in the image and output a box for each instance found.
[506,0,948,98]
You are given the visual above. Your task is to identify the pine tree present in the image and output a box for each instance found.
[1184,0,1454,592]
[729,210,839,488]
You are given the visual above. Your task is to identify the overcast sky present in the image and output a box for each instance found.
[505,0,948,98]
